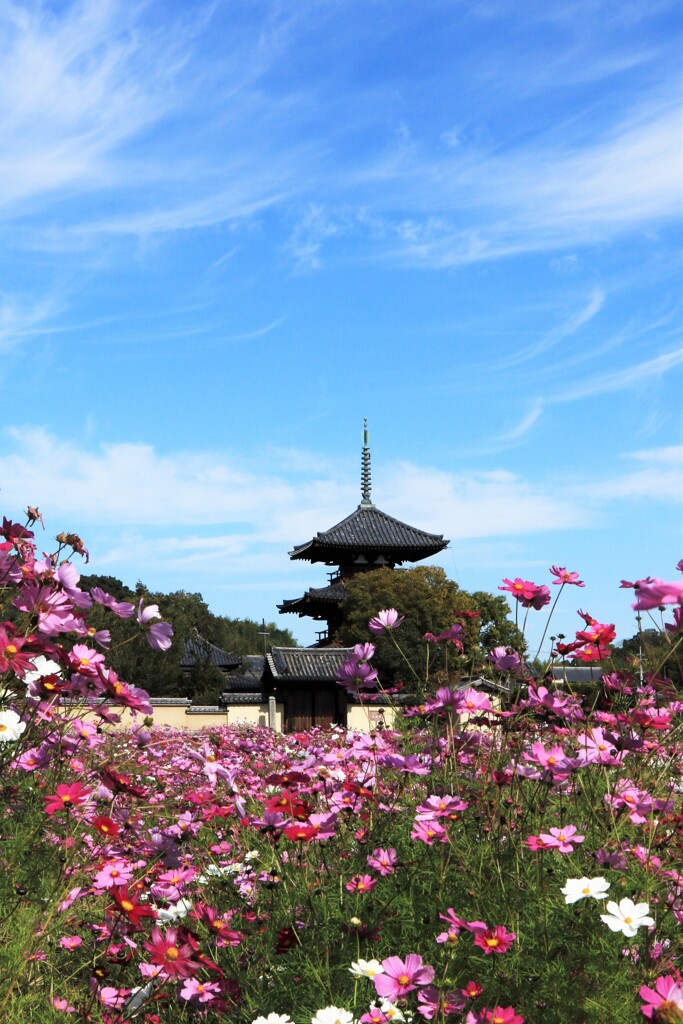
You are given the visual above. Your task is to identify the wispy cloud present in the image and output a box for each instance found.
[499,289,605,368]
[557,347,683,402]
[497,400,545,443]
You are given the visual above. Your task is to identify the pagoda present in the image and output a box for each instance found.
[278,422,449,644]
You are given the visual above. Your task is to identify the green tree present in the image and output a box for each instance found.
[335,566,524,689]
[610,627,682,690]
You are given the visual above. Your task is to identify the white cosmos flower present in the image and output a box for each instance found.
[349,958,385,979]
[0,708,26,743]
[24,656,62,684]
[560,877,610,904]
[155,898,192,923]
[379,1000,405,1022]
[252,1015,293,1024]
[312,1008,354,1024]
[600,897,654,937]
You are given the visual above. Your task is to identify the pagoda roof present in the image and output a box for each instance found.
[289,503,448,565]
[278,582,349,617]
[266,647,354,683]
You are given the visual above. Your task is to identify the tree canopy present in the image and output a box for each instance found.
[334,566,525,688]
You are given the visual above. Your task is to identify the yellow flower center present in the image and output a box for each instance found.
[397,974,409,985]
[121,900,135,912]
[166,946,179,961]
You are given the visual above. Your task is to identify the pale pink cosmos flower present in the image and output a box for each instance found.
[137,601,174,650]
[536,825,585,853]
[368,609,404,634]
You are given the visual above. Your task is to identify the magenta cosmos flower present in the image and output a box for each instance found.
[473,925,516,955]
[368,609,405,634]
[373,954,435,1000]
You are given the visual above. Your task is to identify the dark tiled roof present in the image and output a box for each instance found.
[222,675,266,693]
[241,655,266,677]
[221,692,269,705]
[180,635,242,670]
[267,647,354,682]
[289,504,447,564]
[278,582,349,614]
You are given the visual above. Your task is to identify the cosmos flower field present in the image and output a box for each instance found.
[0,512,682,1023]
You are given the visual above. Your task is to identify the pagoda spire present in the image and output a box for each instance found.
[360,418,374,507]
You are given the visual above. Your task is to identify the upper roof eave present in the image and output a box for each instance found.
[288,504,448,562]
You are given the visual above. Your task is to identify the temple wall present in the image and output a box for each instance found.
[347,703,399,731]
[106,700,391,734]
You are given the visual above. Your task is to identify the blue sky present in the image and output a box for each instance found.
[1,0,681,655]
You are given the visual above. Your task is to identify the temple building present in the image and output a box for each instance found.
[278,422,449,645]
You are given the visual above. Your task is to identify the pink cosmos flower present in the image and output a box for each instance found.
[488,646,522,673]
[368,609,405,634]
[536,825,585,853]
[455,688,492,714]
[93,859,135,890]
[499,578,550,609]
[137,600,174,650]
[499,578,538,601]
[435,909,468,945]
[472,926,516,955]
[550,566,585,586]
[481,1008,525,1024]
[90,587,135,618]
[410,820,448,845]
[43,782,91,816]
[180,978,221,1003]
[374,955,435,1000]
[345,874,377,894]
[144,926,200,978]
[633,579,683,611]
[367,848,398,876]
[52,997,76,1013]
[59,935,83,950]
[417,985,466,1020]
[640,974,683,1019]
[415,795,468,820]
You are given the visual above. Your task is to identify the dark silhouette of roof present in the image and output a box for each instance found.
[289,504,448,565]
[278,582,349,616]
[180,634,241,671]
[266,647,354,683]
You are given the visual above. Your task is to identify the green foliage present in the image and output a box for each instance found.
[611,627,682,689]
[82,576,297,704]
[335,566,524,686]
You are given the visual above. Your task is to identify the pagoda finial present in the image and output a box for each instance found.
[360,418,373,507]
